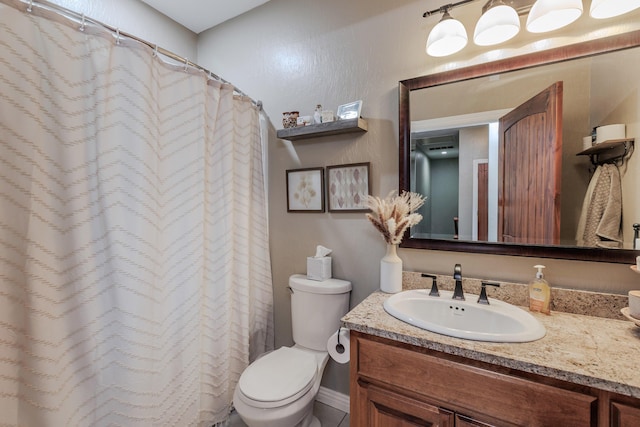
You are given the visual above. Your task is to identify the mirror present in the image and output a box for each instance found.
[399,30,640,263]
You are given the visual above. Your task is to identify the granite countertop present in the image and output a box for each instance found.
[342,289,640,399]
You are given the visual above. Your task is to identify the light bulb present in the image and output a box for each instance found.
[426,11,468,57]
[526,0,583,33]
[474,2,520,46]
[590,0,640,19]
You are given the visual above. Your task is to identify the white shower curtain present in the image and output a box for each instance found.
[0,3,273,426]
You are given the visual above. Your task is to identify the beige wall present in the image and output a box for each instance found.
[196,0,640,396]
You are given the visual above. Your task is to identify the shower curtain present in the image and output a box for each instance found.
[0,3,273,426]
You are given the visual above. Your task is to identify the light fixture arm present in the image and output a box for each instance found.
[423,0,477,18]
[481,0,506,13]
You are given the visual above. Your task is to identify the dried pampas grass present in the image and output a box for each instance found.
[365,191,426,245]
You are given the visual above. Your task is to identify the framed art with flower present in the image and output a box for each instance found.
[326,162,371,212]
[286,167,325,212]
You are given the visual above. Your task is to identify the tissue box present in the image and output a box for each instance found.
[307,256,332,281]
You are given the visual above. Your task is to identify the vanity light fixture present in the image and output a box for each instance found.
[525,0,583,33]
[473,0,520,46]
[590,0,640,19]
[425,8,469,57]
[424,0,640,57]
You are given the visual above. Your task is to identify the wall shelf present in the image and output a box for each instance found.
[276,117,367,141]
[576,138,634,165]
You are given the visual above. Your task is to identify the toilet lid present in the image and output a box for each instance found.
[238,347,317,404]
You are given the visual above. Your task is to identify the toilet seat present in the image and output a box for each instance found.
[238,347,318,409]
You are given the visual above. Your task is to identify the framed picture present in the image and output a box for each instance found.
[286,167,325,212]
[336,100,362,120]
[326,162,371,212]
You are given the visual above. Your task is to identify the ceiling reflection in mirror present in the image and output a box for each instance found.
[399,32,640,263]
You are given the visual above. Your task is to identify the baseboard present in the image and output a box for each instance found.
[316,386,350,414]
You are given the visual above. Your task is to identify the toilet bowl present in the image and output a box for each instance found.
[233,345,328,427]
[233,275,351,427]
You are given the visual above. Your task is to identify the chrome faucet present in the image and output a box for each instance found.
[452,264,464,300]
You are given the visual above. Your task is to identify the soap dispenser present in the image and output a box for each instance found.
[529,265,551,315]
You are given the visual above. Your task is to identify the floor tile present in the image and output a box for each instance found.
[338,413,350,427]
[314,401,346,426]
[228,409,247,426]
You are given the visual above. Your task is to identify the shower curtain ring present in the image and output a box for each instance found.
[27,0,33,12]
[79,14,86,32]
[115,28,121,45]
[153,45,158,57]
[184,58,189,72]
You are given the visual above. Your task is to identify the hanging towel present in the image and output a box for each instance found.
[576,166,601,246]
[577,163,623,248]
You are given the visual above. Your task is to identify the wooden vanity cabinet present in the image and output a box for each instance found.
[611,400,640,426]
[349,331,640,427]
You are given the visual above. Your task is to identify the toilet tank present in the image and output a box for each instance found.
[289,274,352,351]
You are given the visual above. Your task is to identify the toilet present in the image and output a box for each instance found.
[233,274,352,427]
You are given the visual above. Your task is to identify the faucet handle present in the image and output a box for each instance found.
[421,273,439,297]
[454,263,462,279]
[478,281,500,305]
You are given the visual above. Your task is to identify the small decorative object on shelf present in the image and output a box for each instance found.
[337,100,362,120]
[296,115,312,126]
[282,111,299,128]
[321,110,334,123]
[365,191,426,293]
[314,104,322,124]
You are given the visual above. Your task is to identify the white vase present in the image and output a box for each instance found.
[380,244,402,293]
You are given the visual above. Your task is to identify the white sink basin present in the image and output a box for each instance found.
[383,289,546,343]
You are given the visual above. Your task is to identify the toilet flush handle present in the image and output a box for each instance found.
[287,286,294,294]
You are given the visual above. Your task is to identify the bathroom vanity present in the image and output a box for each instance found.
[343,287,640,426]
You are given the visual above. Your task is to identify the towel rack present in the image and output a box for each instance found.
[576,138,634,166]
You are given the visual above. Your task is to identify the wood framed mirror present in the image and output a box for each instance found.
[399,30,640,263]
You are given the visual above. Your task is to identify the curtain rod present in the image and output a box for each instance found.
[9,0,263,109]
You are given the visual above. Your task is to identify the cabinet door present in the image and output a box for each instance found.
[456,414,496,427]
[611,401,640,427]
[362,384,453,427]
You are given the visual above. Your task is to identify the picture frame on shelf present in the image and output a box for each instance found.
[326,162,371,212]
[336,100,362,120]
[286,167,325,212]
